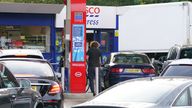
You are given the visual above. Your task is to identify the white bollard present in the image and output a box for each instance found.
[95,67,99,95]
[61,67,65,92]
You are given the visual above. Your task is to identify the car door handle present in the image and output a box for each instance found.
[10,94,16,102]
[11,94,16,99]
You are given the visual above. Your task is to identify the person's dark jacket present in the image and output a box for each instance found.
[87,47,102,67]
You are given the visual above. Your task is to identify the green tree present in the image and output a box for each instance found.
[86,0,135,6]
[0,0,191,5]
[86,0,192,5]
[0,0,63,4]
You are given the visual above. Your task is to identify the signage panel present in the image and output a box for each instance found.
[86,6,116,29]
[72,24,85,62]
[56,6,116,29]
[74,12,83,22]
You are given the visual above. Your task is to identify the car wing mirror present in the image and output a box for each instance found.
[18,79,31,94]
[104,64,110,67]
[55,72,61,78]
[19,79,31,88]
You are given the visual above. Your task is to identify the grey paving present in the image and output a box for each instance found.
[64,93,94,108]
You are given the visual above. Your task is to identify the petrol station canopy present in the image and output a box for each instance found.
[0,2,64,14]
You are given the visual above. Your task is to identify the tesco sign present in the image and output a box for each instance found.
[86,6,116,29]
[86,7,100,14]
[56,6,116,29]
[86,7,100,26]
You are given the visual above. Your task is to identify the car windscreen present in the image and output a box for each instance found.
[2,60,54,77]
[162,65,192,76]
[92,79,176,103]
[112,54,150,64]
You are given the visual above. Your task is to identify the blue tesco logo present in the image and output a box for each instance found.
[87,20,99,25]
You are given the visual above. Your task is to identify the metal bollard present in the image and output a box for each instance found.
[61,67,65,92]
[95,67,99,95]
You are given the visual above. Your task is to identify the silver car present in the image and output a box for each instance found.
[160,59,192,77]
[73,77,192,108]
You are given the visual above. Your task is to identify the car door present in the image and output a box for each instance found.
[162,47,178,69]
[172,85,192,108]
[0,80,12,108]
[0,65,32,108]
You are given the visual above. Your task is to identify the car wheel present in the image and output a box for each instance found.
[55,100,63,108]
[36,103,44,108]
[104,79,109,89]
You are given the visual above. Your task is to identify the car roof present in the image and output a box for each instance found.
[0,49,44,59]
[169,59,192,65]
[111,51,147,56]
[110,51,149,60]
[0,57,48,62]
[172,44,192,49]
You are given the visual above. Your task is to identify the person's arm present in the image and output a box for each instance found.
[86,50,90,63]
[99,50,103,66]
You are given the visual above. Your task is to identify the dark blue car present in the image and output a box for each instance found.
[103,52,157,88]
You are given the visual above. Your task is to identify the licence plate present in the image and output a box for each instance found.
[31,86,37,91]
[125,69,141,73]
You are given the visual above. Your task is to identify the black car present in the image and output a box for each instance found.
[0,62,43,108]
[0,58,63,108]
[162,45,192,69]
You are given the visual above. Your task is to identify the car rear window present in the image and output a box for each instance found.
[112,54,150,64]
[2,60,54,77]
[162,65,192,76]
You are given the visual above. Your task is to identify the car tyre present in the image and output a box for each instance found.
[36,103,44,108]
[56,100,63,108]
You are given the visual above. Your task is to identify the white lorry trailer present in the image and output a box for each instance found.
[117,2,192,58]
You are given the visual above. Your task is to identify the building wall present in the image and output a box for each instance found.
[0,13,57,65]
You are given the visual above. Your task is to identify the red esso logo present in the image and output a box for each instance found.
[86,7,100,14]
[75,72,82,78]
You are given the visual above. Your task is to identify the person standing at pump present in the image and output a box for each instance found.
[59,50,65,73]
[86,41,102,96]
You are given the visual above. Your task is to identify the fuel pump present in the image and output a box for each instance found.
[67,0,87,93]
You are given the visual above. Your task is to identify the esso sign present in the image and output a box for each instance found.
[75,72,82,77]
[86,7,100,14]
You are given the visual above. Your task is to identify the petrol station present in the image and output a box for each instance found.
[0,1,118,93]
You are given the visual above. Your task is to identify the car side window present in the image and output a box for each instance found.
[167,47,173,60]
[0,64,19,88]
[105,56,110,64]
[180,49,192,59]
[168,47,177,60]
[189,86,192,105]
[173,89,190,106]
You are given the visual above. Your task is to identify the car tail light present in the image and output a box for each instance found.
[111,68,123,73]
[48,83,61,94]
[142,68,155,74]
